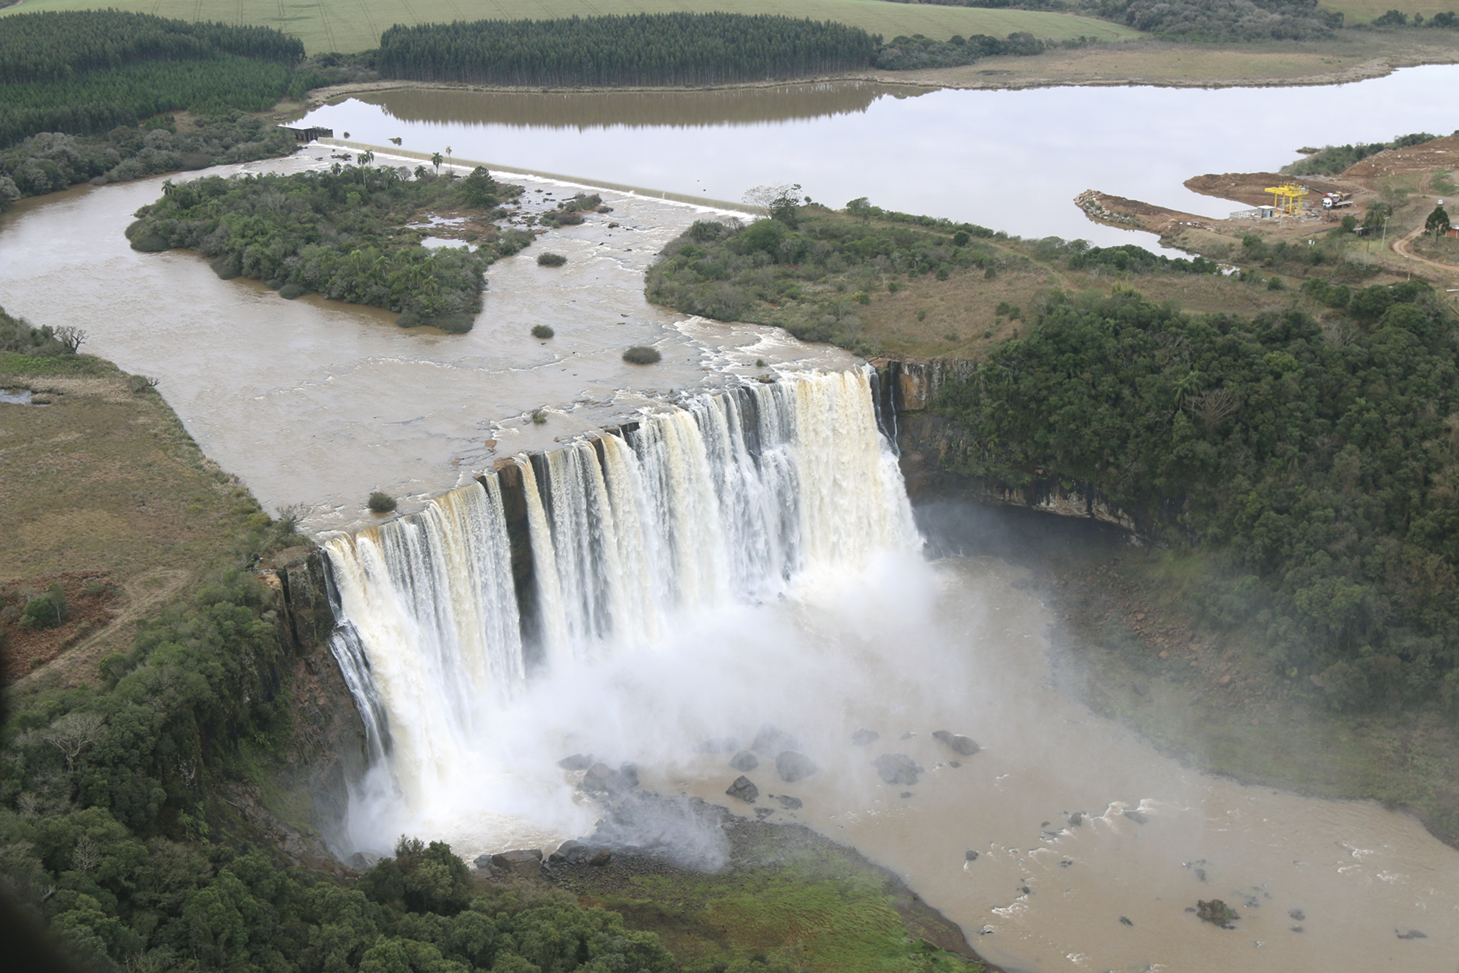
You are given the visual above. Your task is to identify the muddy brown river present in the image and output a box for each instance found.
[4,70,1459,973]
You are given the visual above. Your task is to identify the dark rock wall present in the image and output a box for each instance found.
[874,358,1146,537]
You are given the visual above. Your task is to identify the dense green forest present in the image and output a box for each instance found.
[376,13,878,86]
[933,285,1459,711]
[0,11,316,150]
[1082,0,1343,39]
[127,164,528,331]
[0,115,298,208]
[646,200,1216,354]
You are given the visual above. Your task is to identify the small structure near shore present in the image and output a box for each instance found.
[282,126,334,143]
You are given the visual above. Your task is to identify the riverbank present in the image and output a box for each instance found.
[291,30,1459,114]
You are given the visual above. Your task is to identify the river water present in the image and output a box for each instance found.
[3,67,1459,973]
[295,65,1459,244]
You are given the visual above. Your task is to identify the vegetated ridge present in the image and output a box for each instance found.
[126,163,528,332]
[0,10,319,150]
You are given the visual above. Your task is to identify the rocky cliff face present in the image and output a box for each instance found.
[255,547,368,866]
[874,358,1146,537]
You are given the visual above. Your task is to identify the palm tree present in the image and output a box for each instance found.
[414,165,427,181]
[357,150,375,167]
[431,151,443,174]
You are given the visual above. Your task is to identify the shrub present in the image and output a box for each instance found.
[20,583,68,630]
[530,408,547,424]
[278,282,307,299]
[531,324,554,338]
[623,345,661,365]
[367,491,397,513]
[434,313,475,334]
[210,253,242,280]
[537,252,567,267]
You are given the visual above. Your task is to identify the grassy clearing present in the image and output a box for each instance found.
[895,29,1459,88]
[556,815,987,973]
[2,0,1139,55]
[0,356,252,584]
[1319,0,1458,23]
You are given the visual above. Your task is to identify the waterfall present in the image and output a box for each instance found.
[323,367,918,828]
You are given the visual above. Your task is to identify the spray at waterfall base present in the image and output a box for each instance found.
[323,367,940,860]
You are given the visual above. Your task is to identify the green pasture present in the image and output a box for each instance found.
[1319,0,1457,22]
[2,0,1140,55]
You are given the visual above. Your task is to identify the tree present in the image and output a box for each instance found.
[1426,203,1451,239]
[431,151,443,174]
[357,149,375,167]
[742,183,803,222]
[55,325,86,352]
[47,711,105,772]
[461,166,498,208]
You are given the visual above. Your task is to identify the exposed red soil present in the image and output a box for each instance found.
[0,571,123,681]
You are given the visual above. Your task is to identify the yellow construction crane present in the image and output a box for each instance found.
[1265,183,1309,216]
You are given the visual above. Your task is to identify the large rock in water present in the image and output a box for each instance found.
[750,723,799,755]
[728,750,759,772]
[581,762,637,795]
[557,753,594,770]
[850,728,880,747]
[874,753,921,785]
[932,730,980,756]
[726,775,759,803]
[775,750,818,782]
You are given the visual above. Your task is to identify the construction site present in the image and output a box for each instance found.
[1075,132,1459,291]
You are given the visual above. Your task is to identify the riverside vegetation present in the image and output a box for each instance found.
[126,163,527,331]
[1,307,987,972]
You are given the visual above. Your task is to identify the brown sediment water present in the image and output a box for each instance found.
[662,557,1459,973]
[0,149,857,535]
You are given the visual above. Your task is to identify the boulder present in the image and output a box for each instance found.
[1068,812,1084,827]
[581,762,637,795]
[557,753,595,770]
[1123,809,1149,825]
[873,753,921,786]
[726,775,759,803]
[728,750,759,772]
[551,840,592,864]
[850,728,880,747]
[775,750,818,782]
[932,730,980,756]
[472,854,494,875]
[490,849,543,876]
[1195,899,1240,929]
[775,794,803,810]
[965,850,979,861]
[750,723,799,755]
[589,848,613,867]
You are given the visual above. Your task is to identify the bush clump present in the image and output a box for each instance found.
[278,282,308,299]
[531,324,554,338]
[623,345,661,365]
[537,252,567,267]
[20,583,69,630]
[367,491,397,513]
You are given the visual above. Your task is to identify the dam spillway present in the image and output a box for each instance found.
[322,367,918,826]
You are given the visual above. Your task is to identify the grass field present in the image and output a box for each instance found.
[1,0,1140,54]
[1320,0,1458,23]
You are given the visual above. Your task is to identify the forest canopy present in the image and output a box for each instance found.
[0,11,316,150]
[934,285,1459,711]
[376,13,880,86]
[126,164,527,332]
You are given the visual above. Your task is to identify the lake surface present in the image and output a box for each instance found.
[297,65,1459,246]
[4,66,1459,973]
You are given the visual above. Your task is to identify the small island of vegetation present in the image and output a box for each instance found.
[127,163,527,332]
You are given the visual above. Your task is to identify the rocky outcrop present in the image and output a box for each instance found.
[254,547,369,864]
[873,359,1151,538]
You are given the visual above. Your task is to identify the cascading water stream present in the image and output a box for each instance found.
[323,367,918,844]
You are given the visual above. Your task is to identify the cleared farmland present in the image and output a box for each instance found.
[1,0,1141,55]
